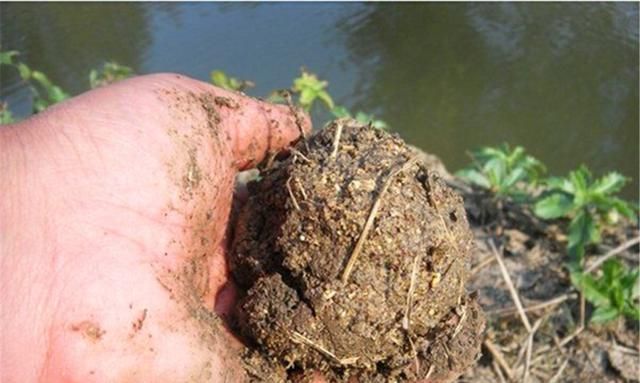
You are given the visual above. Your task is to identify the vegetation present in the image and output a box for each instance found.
[89,61,134,89]
[534,166,636,262]
[2,50,637,324]
[459,143,638,323]
[210,70,254,92]
[572,259,640,323]
[1,50,69,116]
[0,51,134,123]
[456,144,546,200]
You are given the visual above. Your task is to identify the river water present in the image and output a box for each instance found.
[1,3,638,198]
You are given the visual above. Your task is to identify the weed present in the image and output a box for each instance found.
[571,259,639,323]
[210,70,254,92]
[0,102,14,124]
[291,69,334,112]
[0,50,69,113]
[534,165,637,262]
[456,144,546,200]
[89,61,134,89]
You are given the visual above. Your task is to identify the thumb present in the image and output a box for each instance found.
[215,91,312,170]
[146,74,312,170]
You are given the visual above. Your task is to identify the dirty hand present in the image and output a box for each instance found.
[0,74,310,382]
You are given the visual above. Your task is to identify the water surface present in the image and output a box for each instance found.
[1,3,638,198]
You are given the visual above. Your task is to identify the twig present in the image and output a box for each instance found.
[548,358,569,383]
[558,326,584,347]
[290,331,358,366]
[290,148,310,163]
[283,91,309,152]
[403,251,422,331]
[452,305,468,340]
[406,334,420,376]
[523,318,544,383]
[492,360,507,383]
[286,177,301,211]
[585,236,640,274]
[470,254,495,275]
[489,239,532,332]
[424,364,435,380]
[330,120,344,159]
[341,156,417,283]
[294,178,308,200]
[484,339,515,381]
[487,293,576,317]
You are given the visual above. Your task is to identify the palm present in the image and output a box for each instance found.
[0,74,308,382]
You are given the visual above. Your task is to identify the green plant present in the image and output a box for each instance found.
[534,166,637,261]
[331,106,388,130]
[456,144,546,199]
[89,61,134,89]
[1,50,69,113]
[291,69,334,112]
[0,102,14,124]
[571,260,640,323]
[210,70,254,92]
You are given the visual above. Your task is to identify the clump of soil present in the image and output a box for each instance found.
[231,120,485,382]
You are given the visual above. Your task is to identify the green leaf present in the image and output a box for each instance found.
[572,271,610,307]
[620,269,639,291]
[298,88,316,110]
[593,172,627,195]
[331,105,351,118]
[210,70,230,88]
[33,98,48,113]
[89,61,134,88]
[569,166,591,199]
[48,86,69,103]
[612,287,625,310]
[315,90,334,110]
[591,305,619,323]
[503,167,526,189]
[534,192,574,219]
[0,50,18,65]
[568,210,599,249]
[609,197,638,221]
[228,77,241,90]
[0,102,15,124]
[545,176,575,194]
[622,304,640,320]
[16,63,31,80]
[30,70,52,88]
[371,119,389,130]
[602,259,623,284]
[456,168,491,189]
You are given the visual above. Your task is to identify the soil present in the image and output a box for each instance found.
[230,120,485,382]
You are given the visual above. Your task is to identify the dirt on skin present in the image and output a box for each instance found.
[230,120,486,382]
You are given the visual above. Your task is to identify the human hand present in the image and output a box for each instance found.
[0,74,310,382]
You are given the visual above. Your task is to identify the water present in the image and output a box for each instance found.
[1,3,638,199]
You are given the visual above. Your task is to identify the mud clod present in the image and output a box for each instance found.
[231,121,485,382]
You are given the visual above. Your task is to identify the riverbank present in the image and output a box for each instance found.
[425,152,640,383]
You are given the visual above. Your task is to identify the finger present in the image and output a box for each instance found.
[146,74,313,170]
[218,93,312,170]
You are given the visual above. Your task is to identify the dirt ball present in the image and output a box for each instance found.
[231,120,485,382]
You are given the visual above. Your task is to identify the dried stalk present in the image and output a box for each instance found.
[484,339,515,381]
[489,239,532,332]
[341,156,417,283]
[290,331,358,366]
[585,236,640,274]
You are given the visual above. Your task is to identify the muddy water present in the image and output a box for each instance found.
[1,3,638,198]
